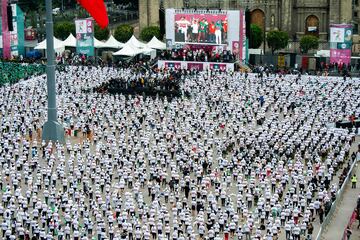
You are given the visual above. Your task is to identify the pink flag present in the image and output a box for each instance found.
[1,0,11,59]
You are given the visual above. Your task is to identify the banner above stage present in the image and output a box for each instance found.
[75,19,94,56]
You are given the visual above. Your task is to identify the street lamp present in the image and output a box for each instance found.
[42,0,65,143]
[263,0,267,57]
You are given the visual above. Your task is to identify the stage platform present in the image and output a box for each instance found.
[158,60,235,71]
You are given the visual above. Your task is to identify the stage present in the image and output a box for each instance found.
[158,60,235,71]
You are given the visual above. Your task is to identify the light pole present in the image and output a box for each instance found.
[42,0,65,143]
[263,0,267,62]
[263,16,266,55]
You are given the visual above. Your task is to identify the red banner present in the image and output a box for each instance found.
[301,56,309,70]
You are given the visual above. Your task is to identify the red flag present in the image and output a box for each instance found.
[77,0,109,28]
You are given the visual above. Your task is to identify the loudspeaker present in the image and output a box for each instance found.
[159,9,165,37]
[7,5,13,32]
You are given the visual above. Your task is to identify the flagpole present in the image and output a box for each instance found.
[42,0,65,143]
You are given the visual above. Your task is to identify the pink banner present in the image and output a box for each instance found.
[187,62,203,71]
[1,0,11,59]
[239,10,243,60]
[330,49,351,65]
[184,44,216,52]
[232,41,240,58]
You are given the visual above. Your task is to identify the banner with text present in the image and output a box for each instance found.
[10,4,25,57]
[75,19,94,56]
[330,24,352,65]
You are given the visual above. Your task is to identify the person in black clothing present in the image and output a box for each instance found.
[184,183,190,199]
[307,223,314,239]
[319,205,324,224]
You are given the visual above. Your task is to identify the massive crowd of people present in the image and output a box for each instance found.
[93,67,183,98]
[0,64,358,240]
[0,62,45,86]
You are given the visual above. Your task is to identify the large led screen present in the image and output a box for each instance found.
[174,13,228,45]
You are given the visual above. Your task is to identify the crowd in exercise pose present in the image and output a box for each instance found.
[0,65,359,240]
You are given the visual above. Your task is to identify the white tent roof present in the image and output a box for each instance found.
[35,37,64,50]
[100,35,124,49]
[113,44,143,56]
[125,35,146,48]
[94,38,106,48]
[140,46,157,55]
[62,34,76,47]
[146,36,166,50]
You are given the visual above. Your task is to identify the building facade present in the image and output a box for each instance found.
[140,0,355,43]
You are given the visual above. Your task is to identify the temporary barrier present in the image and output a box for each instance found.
[315,158,358,240]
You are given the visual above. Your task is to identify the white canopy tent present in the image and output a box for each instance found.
[62,34,76,47]
[100,35,124,49]
[94,38,106,48]
[35,37,64,50]
[140,46,157,59]
[35,37,65,55]
[113,44,143,57]
[125,35,146,48]
[146,36,166,50]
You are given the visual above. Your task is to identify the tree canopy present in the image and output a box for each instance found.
[249,24,263,49]
[266,30,289,54]
[140,26,162,42]
[53,22,76,40]
[114,24,134,43]
[300,35,319,53]
[94,25,110,41]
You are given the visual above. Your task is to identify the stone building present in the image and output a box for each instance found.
[139,0,355,43]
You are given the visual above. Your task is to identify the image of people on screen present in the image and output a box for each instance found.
[175,14,228,44]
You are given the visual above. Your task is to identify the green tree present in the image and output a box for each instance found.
[300,35,319,53]
[114,24,134,43]
[94,25,110,41]
[266,30,289,54]
[54,22,76,40]
[18,0,44,13]
[250,24,263,49]
[29,11,37,28]
[140,26,162,42]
